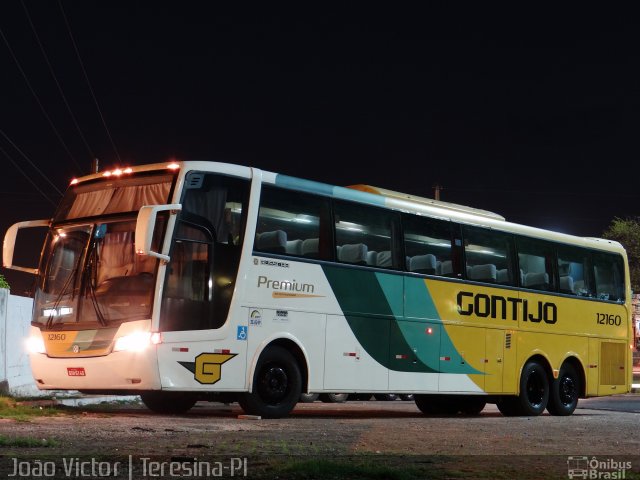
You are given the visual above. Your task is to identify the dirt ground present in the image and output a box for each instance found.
[0,397,639,479]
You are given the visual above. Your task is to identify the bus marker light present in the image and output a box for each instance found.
[214,349,231,354]
[426,327,433,334]
[127,378,142,384]
[70,178,78,185]
[440,356,450,361]
[395,354,408,360]
[343,352,357,357]
[172,347,189,352]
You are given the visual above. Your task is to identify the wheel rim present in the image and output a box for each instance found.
[526,369,545,406]
[257,364,289,405]
[558,374,577,406]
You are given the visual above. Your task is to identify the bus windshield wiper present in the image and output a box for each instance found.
[45,253,82,330]
[83,241,108,327]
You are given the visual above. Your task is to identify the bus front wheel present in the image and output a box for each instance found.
[498,360,549,416]
[547,363,580,416]
[238,345,302,418]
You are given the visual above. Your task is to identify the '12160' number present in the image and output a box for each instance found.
[596,313,621,326]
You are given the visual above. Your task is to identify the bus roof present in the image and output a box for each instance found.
[347,184,506,221]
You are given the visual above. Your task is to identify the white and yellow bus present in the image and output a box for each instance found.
[3,161,633,418]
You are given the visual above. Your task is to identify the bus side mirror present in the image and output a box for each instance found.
[3,219,50,274]
[135,204,182,262]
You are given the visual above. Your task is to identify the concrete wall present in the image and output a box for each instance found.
[0,289,42,396]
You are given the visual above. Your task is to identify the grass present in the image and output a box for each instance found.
[0,434,57,448]
[0,395,62,421]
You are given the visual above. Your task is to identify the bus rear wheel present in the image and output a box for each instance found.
[547,363,580,416]
[498,360,549,416]
[238,345,302,418]
[319,393,349,403]
[140,391,197,414]
[299,393,320,403]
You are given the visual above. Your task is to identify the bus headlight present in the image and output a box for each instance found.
[113,332,161,352]
[26,334,46,354]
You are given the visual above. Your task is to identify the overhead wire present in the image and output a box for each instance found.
[0,25,83,172]
[0,128,64,196]
[21,0,96,162]
[58,0,122,164]
[0,145,58,207]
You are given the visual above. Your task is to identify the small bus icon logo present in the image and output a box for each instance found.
[567,456,589,479]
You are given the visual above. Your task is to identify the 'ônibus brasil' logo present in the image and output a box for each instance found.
[178,353,236,384]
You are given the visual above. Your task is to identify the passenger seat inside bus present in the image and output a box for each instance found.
[285,239,303,256]
[338,243,368,265]
[409,254,436,274]
[256,230,287,253]
[376,251,392,268]
[302,238,319,258]
[468,264,497,283]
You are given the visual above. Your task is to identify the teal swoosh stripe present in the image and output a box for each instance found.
[322,265,437,373]
[322,265,481,375]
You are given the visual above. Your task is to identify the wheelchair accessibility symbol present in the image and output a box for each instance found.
[237,326,248,341]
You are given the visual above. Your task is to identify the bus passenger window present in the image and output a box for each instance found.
[557,247,592,298]
[593,253,625,302]
[334,201,399,268]
[403,215,453,276]
[516,237,555,291]
[256,186,330,260]
[462,226,515,285]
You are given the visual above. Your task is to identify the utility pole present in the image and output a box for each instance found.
[433,184,443,201]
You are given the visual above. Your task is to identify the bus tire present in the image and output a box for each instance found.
[547,363,580,416]
[373,394,398,401]
[399,394,414,401]
[319,393,349,403]
[499,360,549,416]
[414,394,456,414]
[459,397,486,415]
[238,345,302,418]
[299,393,320,403]
[140,391,197,414]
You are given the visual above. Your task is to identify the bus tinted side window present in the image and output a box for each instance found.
[403,215,453,276]
[333,200,400,269]
[593,252,625,302]
[557,246,593,298]
[462,226,516,286]
[256,186,331,260]
[516,237,556,291]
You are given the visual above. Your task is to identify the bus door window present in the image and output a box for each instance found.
[461,226,516,286]
[161,173,249,331]
[516,237,556,291]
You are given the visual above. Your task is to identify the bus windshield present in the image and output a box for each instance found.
[33,171,175,330]
[34,219,164,329]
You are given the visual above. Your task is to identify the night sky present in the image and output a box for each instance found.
[2,3,640,294]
